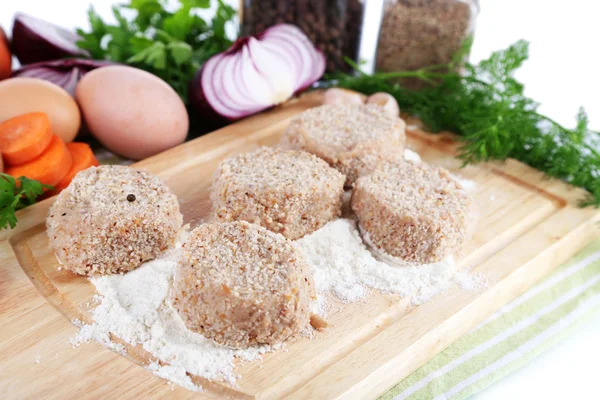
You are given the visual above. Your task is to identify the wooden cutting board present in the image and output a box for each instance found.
[1,92,598,400]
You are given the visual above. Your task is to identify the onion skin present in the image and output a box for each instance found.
[188,69,230,131]
[12,59,115,97]
[189,69,226,122]
[12,13,86,65]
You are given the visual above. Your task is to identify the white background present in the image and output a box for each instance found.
[1,1,599,398]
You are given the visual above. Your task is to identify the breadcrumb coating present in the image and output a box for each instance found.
[170,221,315,348]
[46,165,182,275]
[281,104,406,185]
[211,147,345,239]
[351,160,472,265]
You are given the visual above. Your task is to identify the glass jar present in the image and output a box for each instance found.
[375,0,479,79]
[240,0,366,72]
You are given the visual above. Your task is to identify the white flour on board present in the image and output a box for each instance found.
[295,218,478,307]
[70,149,484,391]
[70,241,275,392]
[404,148,421,163]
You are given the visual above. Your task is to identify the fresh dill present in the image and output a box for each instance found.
[326,40,600,207]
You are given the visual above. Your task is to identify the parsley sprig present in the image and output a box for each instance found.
[0,174,52,230]
[328,40,600,206]
[76,0,236,102]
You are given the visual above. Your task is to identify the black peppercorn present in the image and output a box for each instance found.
[242,0,364,73]
[127,194,136,202]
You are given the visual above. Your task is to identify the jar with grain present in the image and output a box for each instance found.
[376,0,479,84]
[241,0,365,72]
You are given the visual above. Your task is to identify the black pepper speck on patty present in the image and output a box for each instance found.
[46,165,183,275]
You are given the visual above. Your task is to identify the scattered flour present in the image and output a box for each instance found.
[147,361,202,392]
[295,219,457,306]
[69,156,484,391]
[404,148,421,163]
[451,173,477,193]
[453,270,488,292]
[70,248,274,391]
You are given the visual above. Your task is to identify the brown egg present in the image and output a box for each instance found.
[0,78,81,142]
[322,88,366,106]
[76,66,189,160]
[366,92,400,118]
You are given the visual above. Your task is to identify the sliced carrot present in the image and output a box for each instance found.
[6,135,72,186]
[52,142,99,193]
[0,112,53,166]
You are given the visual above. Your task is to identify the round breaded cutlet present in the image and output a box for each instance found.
[211,147,345,240]
[351,161,472,265]
[280,104,406,185]
[170,221,315,349]
[46,165,183,275]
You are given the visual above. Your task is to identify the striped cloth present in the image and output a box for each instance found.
[380,239,600,400]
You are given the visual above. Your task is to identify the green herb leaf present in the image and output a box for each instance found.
[212,0,236,39]
[0,174,52,230]
[168,42,193,66]
[327,40,600,207]
[163,7,194,41]
[77,0,235,102]
[181,0,211,8]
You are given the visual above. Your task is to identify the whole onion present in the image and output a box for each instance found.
[12,12,87,65]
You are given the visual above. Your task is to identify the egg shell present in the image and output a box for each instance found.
[0,77,81,142]
[76,66,189,160]
[322,88,366,106]
[366,92,400,118]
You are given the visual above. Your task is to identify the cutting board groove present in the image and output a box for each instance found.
[1,92,598,400]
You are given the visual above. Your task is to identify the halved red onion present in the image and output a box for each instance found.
[12,59,115,96]
[261,24,326,90]
[190,24,326,120]
[12,12,88,65]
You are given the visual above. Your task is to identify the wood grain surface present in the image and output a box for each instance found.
[1,92,598,399]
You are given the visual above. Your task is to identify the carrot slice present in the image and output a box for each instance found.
[0,112,53,166]
[52,142,99,193]
[6,135,72,186]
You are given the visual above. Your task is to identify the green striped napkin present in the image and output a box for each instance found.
[380,239,600,400]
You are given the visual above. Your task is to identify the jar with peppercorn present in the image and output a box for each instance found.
[240,0,366,72]
[375,0,479,85]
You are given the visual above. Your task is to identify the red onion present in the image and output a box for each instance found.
[12,59,115,97]
[190,24,325,120]
[12,13,87,65]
